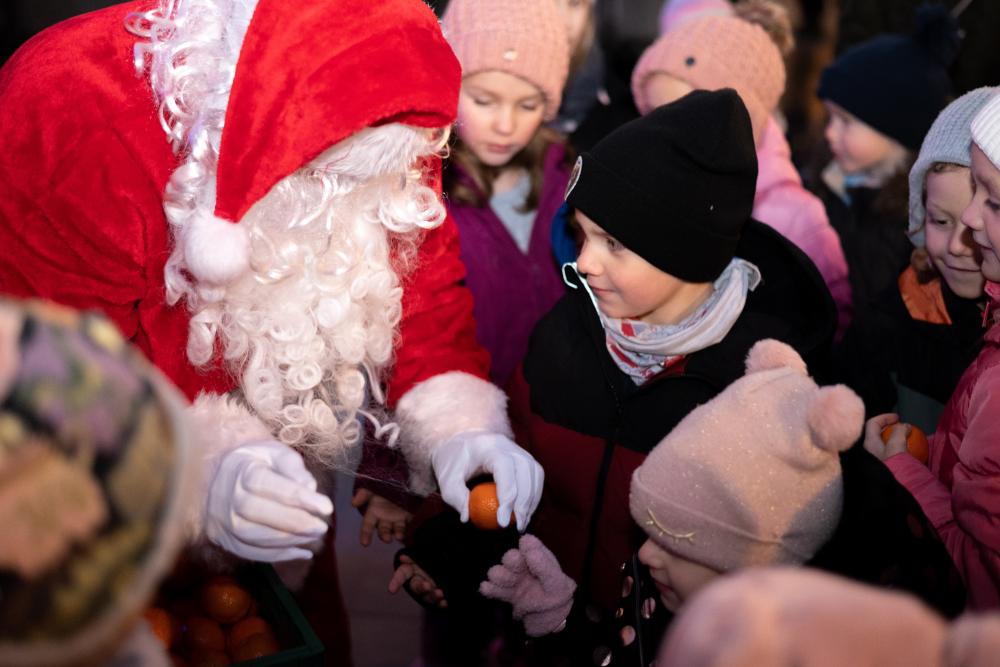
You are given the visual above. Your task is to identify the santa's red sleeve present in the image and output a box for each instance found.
[386,210,513,494]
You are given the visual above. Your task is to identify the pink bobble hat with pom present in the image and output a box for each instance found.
[629,339,865,572]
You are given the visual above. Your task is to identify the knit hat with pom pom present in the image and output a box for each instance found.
[629,339,863,572]
[818,4,959,151]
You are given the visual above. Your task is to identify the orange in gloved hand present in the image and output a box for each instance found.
[881,424,929,464]
[469,482,514,530]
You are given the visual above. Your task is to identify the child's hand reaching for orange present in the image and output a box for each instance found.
[388,554,448,609]
[863,414,910,461]
[351,489,411,546]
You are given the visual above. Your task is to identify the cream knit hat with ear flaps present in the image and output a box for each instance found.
[631,14,785,143]
[629,339,863,573]
[908,87,998,247]
[442,0,570,121]
[972,93,1000,173]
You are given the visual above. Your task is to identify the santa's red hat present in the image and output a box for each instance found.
[187,0,461,284]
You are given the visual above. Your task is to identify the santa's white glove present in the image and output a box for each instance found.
[431,431,543,532]
[205,441,333,562]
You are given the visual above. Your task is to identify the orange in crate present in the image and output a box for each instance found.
[881,423,929,464]
[468,482,514,530]
[227,616,275,655]
[188,648,231,667]
[231,632,280,662]
[200,575,252,624]
[184,616,226,653]
[143,607,174,648]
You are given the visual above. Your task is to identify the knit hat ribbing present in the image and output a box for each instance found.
[632,14,785,142]
[566,88,757,283]
[817,6,958,151]
[908,87,999,246]
[442,0,570,121]
[971,93,1000,172]
[629,340,862,572]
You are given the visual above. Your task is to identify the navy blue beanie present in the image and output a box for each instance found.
[818,6,959,151]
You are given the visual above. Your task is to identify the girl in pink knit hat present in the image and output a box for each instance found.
[633,0,854,340]
[440,0,573,390]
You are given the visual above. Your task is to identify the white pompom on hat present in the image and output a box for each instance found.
[181,208,251,285]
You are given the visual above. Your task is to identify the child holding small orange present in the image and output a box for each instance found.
[864,93,1000,610]
[835,88,995,434]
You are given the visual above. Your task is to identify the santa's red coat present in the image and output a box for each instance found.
[0,0,490,406]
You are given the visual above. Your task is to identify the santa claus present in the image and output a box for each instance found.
[0,0,543,659]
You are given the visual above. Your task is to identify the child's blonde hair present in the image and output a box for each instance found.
[445,127,568,212]
[733,0,794,58]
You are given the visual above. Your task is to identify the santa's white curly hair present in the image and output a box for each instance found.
[126,0,450,466]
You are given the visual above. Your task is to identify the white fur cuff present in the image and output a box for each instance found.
[394,372,513,495]
[184,392,273,542]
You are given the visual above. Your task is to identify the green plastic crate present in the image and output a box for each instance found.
[231,563,324,667]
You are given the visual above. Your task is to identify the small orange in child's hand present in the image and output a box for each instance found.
[881,424,929,464]
[143,607,174,648]
[231,632,280,662]
[200,575,251,624]
[226,616,274,654]
[184,616,226,653]
[468,482,514,530]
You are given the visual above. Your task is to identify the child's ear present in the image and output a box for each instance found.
[744,339,807,375]
[807,385,864,453]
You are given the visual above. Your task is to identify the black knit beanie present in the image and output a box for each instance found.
[565,88,757,283]
[818,5,959,151]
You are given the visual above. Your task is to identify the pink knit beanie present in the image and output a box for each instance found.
[659,567,1000,667]
[442,0,570,121]
[632,14,785,142]
[629,340,863,572]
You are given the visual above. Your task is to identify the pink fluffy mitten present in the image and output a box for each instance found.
[479,534,576,637]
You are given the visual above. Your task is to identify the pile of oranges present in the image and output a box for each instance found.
[144,573,281,666]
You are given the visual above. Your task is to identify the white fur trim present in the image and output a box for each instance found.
[394,372,513,495]
[184,392,273,543]
[183,209,250,285]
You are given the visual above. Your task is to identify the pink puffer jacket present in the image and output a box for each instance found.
[753,118,853,339]
[887,282,1000,610]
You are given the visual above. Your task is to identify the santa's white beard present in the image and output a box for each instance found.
[169,125,447,467]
